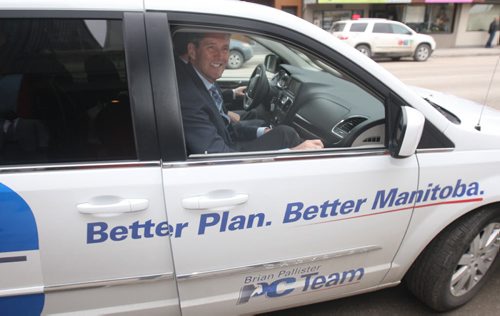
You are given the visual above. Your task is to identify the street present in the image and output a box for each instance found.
[257,53,500,315]
[379,55,500,110]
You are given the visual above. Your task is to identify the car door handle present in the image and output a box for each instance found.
[182,192,248,210]
[77,199,149,215]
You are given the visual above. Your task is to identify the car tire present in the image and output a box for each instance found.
[405,206,500,312]
[413,43,431,62]
[228,50,244,69]
[355,44,371,58]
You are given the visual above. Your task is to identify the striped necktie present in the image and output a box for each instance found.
[209,84,230,124]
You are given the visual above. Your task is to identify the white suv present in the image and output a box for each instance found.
[330,18,436,61]
[1,1,499,315]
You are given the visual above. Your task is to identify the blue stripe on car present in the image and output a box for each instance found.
[0,294,44,316]
[0,183,39,253]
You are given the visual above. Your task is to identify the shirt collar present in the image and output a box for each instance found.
[192,65,215,91]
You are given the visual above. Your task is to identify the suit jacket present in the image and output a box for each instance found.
[175,58,258,154]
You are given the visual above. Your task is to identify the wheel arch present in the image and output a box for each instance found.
[355,42,371,50]
[230,47,243,54]
[416,42,433,51]
[383,201,500,284]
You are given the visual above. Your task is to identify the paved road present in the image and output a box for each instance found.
[380,55,500,110]
[259,54,500,316]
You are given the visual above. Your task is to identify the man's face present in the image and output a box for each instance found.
[188,33,230,83]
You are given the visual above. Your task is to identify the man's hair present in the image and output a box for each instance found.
[173,32,190,56]
[186,32,231,47]
[173,32,231,57]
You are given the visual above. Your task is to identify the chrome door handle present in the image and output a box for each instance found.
[182,192,248,210]
[77,199,149,216]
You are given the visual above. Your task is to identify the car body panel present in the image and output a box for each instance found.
[0,0,142,11]
[0,1,498,315]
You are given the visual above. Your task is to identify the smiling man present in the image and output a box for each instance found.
[176,32,323,154]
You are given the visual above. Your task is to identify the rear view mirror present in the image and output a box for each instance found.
[264,54,281,73]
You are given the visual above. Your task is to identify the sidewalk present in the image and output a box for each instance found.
[433,46,500,57]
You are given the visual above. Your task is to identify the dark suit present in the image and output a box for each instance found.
[176,57,303,154]
[176,58,258,154]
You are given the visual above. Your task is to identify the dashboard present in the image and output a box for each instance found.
[268,65,385,148]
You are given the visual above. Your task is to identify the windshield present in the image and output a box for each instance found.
[223,34,342,80]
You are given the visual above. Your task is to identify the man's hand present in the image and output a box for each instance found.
[228,111,241,123]
[233,86,247,97]
[291,139,324,151]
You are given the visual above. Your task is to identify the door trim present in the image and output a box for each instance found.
[177,245,381,281]
[0,161,160,174]
[163,148,388,169]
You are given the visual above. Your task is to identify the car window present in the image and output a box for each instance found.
[330,22,346,32]
[391,24,412,35]
[0,19,136,166]
[173,29,385,158]
[373,23,392,34]
[349,23,368,32]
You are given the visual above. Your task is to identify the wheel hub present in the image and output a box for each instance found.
[450,222,500,296]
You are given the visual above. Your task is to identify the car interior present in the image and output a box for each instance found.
[173,30,386,157]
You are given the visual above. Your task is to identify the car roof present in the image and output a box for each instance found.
[0,0,327,38]
[336,18,399,23]
[0,0,143,11]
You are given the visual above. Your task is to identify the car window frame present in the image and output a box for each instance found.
[330,22,346,32]
[391,23,412,35]
[0,10,161,167]
[373,22,392,34]
[156,11,426,163]
[349,22,368,32]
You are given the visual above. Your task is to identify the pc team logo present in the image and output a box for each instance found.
[237,267,365,305]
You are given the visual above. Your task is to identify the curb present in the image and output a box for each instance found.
[432,47,500,58]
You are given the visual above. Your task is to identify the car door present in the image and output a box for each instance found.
[372,22,412,54]
[390,23,415,54]
[148,8,420,315]
[0,11,180,315]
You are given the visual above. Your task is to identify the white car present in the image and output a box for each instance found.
[330,18,436,61]
[0,1,498,315]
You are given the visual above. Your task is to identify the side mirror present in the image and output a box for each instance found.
[390,106,425,158]
[264,54,281,73]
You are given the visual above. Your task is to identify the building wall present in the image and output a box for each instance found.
[303,2,499,48]
[275,0,302,17]
[304,4,370,30]
[455,4,495,47]
[246,0,499,47]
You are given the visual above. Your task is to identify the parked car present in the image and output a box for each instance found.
[228,39,254,69]
[0,1,498,316]
[330,18,436,61]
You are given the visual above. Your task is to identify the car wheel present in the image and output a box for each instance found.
[405,206,500,311]
[413,44,431,62]
[355,44,371,57]
[228,50,244,69]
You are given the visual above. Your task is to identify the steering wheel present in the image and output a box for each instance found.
[243,64,269,111]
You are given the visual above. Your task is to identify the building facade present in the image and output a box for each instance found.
[245,0,500,48]
[305,0,500,48]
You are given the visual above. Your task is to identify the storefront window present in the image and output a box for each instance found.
[467,4,500,32]
[313,10,364,30]
[404,4,455,34]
